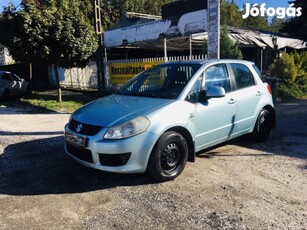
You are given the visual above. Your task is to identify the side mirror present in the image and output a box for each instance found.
[199,86,226,102]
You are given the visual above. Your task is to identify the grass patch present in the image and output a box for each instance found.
[19,90,98,113]
[21,95,83,113]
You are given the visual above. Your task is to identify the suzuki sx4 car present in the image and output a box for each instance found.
[64,59,275,181]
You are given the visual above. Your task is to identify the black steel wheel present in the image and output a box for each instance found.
[252,109,272,142]
[147,131,188,181]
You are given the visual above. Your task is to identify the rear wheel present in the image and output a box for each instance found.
[251,109,272,142]
[147,131,188,182]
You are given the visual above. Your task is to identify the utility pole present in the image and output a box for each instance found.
[207,0,220,59]
[94,0,104,93]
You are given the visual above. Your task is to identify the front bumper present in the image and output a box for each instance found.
[64,124,157,173]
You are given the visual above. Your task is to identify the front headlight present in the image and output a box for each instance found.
[104,116,150,139]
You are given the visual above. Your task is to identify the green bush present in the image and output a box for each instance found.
[269,53,298,81]
[296,73,307,93]
[301,52,307,72]
[278,80,303,99]
[269,52,307,99]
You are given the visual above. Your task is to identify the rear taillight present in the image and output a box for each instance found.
[267,84,272,95]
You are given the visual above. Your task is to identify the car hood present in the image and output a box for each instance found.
[72,94,174,127]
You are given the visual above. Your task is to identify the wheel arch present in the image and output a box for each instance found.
[263,105,276,128]
[165,126,195,162]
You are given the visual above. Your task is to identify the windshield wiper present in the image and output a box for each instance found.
[121,91,161,98]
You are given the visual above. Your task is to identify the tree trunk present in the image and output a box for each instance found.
[29,63,33,94]
[54,64,62,102]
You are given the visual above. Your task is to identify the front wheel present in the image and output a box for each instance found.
[147,131,188,182]
[251,109,272,142]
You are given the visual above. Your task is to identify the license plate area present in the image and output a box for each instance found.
[65,131,86,147]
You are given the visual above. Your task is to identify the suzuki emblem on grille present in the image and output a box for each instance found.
[76,124,83,133]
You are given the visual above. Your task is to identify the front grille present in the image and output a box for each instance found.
[66,142,93,163]
[68,119,102,136]
[99,152,131,166]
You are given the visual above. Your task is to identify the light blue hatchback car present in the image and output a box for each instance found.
[64,59,275,181]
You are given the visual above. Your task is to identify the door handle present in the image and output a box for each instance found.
[256,91,262,96]
[228,98,236,104]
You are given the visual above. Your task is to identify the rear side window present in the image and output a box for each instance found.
[205,64,230,92]
[231,63,255,89]
[252,64,265,83]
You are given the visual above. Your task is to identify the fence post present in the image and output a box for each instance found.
[164,38,168,62]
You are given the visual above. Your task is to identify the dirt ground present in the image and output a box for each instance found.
[0,99,306,229]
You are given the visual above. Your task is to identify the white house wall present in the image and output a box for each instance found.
[59,61,98,89]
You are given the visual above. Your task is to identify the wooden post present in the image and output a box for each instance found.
[29,63,33,93]
[54,64,62,102]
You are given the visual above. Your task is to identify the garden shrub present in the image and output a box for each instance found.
[269,53,297,81]
[269,52,306,99]
[278,80,303,99]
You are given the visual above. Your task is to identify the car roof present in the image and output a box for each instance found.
[164,59,255,66]
[0,71,12,74]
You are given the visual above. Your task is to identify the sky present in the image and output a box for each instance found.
[0,0,21,10]
[234,0,290,9]
[0,0,292,12]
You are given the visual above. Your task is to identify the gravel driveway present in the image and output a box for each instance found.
[0,100,306,229]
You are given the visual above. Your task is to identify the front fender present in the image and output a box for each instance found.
[147,100,196,139]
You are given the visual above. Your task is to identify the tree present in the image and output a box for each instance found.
[97,0,173,31]
[121,0,173,15]
[281,0,307,40]
[242,4,270,31]
[269,16,285,33]
[220,26,243,59]
[220,0,243,27]
[0,0,98,101]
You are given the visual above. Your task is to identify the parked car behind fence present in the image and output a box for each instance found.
[0,71,30,99]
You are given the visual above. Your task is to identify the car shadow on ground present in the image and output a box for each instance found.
[197,134,307,161]
[197,101,307,163]
[0,134,156,196]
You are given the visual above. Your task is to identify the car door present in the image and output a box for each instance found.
[229,63,262,134]
[9,74,22,95]
[194,63,238,151]
[2,73,18,96]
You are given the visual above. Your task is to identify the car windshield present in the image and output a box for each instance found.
[116,63,201,99]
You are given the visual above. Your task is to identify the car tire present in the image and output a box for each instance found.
[251,108,272,142]
[147,131,188,181]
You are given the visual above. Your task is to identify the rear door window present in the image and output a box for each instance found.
[231,63,255,89]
